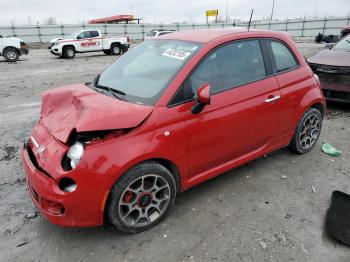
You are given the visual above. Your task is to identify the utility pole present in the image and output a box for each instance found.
[225,0,229,23]
[270,0,276,22]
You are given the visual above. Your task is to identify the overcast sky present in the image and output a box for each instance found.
[1,0,349,26]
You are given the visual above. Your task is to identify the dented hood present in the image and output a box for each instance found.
[40,83,153,143]
[308,49,350,67]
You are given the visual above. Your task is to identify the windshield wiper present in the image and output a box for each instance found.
[92,74,126,100]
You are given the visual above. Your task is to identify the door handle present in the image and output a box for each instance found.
[265,95,281,103]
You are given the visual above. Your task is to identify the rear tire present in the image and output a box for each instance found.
[4,47,19,62]
[289,108,323,154]
[110,44,121,55]
[63,46,75,59]
[107,161,176,233]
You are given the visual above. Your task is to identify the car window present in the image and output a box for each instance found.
[90,31,99,38]
[172,39,266,104]
[269,40,298,72]
[0,34,3,38]
[78,31,91,39]
[332,35,350,51]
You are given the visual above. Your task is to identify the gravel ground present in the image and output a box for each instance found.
[0,43,350,262]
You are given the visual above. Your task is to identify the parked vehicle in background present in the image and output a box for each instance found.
[144,29,176,40]
[341,26,350,38]
[0,32,28,62]
[308,34,350,103]
[49,29,129,59]
[22,28,325,233]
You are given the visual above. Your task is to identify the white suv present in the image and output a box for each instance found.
[0,32,28,62]
[144,29,176,40]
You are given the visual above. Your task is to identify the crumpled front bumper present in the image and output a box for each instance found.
[22,139,111,227]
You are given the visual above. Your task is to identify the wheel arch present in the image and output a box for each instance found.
[3,46,20,54]
[110,42,121,47]
[62,44,76,51]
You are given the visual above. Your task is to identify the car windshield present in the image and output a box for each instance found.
[68,31,81,38]
[97,40,202,105]
[333,35,350,51]
[0,32,6,38]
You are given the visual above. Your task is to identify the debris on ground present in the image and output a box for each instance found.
[285,214,293,219]
[259,241,267,250]
[322,143,342,156]
[311,186,317,194]
[16,238,29,247]
[281,175,287,179]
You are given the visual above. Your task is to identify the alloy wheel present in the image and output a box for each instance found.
[118,174,171,227]
[298,113,321,150]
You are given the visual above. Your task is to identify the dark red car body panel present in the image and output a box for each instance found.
[22,29,325,227]
[308,49,350,102]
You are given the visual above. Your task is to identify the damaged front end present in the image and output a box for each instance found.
[309,63,350,103]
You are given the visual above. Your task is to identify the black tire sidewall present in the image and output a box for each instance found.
[290,108,322,154]
[107,161,176,233]
[4,48,19,62]
[63,47,75,59]
[110,44,121,55]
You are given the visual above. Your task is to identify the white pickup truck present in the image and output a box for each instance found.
[49,29,130,59]
[0,32,29,62]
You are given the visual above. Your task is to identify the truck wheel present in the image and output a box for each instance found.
[289,108,323,154]
[103,50,112,55]
[4,47,19,62]
[107,161,176,233]
[63,46,75,59]
[110,44,121,55]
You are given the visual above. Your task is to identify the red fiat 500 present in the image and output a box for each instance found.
[22,28,325,233]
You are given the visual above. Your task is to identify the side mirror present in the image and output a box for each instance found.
[76,35,82,40]
[191,84,211,114]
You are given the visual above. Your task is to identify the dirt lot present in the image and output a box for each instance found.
[0,43,350,262]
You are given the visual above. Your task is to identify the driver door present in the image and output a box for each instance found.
[176,39,282,178]
[78,31,101,52]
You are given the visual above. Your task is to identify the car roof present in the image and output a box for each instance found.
[158,28,286,43]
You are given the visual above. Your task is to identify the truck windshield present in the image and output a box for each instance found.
[97,40,202,105]
[333,35,350,52]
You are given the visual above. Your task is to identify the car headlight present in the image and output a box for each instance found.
[66,142,84,169]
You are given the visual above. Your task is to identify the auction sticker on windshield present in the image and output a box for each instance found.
[162,48,191,60]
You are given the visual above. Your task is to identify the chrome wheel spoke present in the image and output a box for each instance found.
[298,113,321,150]
[118,174,171,228]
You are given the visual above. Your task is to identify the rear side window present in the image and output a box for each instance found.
[170,39,266,105]
[90,31,99,38]
[269,40,298,73]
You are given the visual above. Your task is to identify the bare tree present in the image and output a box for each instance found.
[43,17,57,25]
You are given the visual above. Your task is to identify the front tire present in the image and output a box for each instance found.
[63,46,75,59]
[289,108,323,154]
[107,161,176,233]
[4,47,19,62]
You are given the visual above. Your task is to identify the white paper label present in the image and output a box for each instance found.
[162,48,191,60]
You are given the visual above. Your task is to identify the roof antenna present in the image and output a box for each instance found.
[248,9,254,31]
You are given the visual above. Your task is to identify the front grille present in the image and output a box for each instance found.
[25,142,55,181]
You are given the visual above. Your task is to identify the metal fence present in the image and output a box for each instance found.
[1,16,349,43]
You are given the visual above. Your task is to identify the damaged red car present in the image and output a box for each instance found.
[308,34,350,103]
[22,29,325,233]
